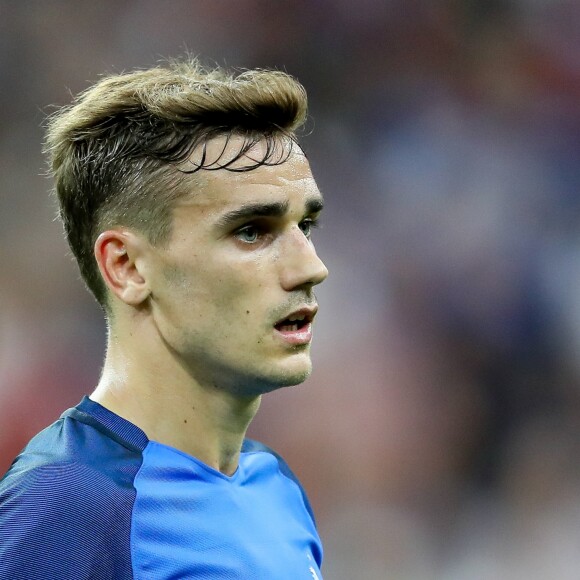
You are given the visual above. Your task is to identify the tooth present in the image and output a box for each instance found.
[289,314,305,322]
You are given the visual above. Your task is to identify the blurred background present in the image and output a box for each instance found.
[2,1,580,578]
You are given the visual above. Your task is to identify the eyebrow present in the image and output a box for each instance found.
[216,196,324,229]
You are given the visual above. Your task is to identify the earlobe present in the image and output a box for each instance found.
[94,230,151,306]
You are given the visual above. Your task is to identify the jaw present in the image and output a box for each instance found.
[235,349,314,396]
[263,348,313,389]
[182,341,313,397]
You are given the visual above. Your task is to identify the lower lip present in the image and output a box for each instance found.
[274,323,313,345]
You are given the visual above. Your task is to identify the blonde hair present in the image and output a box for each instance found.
[45,59,308,307]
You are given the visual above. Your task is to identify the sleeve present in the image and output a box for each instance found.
[0,463,135,580]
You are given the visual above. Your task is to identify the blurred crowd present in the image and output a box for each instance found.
[2,1,580,578]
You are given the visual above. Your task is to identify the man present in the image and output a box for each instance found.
[0,60,327,579]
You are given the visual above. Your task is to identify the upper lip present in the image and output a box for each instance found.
[274,305,318,327]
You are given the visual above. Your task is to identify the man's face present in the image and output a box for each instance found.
[143,139,328,396]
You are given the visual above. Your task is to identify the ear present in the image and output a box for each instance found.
[94,230,151,306]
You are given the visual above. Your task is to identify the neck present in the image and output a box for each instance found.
[91,319,261,476]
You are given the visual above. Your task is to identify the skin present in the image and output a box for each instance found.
[90,138,328,475]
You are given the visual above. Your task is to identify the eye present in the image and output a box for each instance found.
[299,218,319,239]
[235,224,261,244]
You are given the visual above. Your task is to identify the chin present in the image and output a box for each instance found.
[243,359,313,396]
[265,359,313,391]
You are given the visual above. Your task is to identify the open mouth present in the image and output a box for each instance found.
[274,312,313,333]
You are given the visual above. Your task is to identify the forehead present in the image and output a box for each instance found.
[176,137,322,213]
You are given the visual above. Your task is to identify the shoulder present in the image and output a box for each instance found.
[0,413,141,579]
[242,438,301,485]
[2,409,144,499]
[241,438,317,525]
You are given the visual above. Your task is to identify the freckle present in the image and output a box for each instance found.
[183,419,187,424]
[246,310,250,314]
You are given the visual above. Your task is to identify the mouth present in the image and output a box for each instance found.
[274,307,316,331]
[273,307,317,345]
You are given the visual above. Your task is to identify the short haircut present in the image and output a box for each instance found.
[45,59,308,309]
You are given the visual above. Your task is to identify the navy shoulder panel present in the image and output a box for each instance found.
[242,438,317,526]
[0,401,145,580]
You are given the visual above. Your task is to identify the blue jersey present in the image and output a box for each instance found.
[0,397,323,579]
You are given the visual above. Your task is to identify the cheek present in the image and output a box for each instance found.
[211,277,256,315]
[162,263,195,291]
[161,253,271,327]
[212,275,271,336]
[189,270,253,317]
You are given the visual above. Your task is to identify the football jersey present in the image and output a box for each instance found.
[0,397,323,579]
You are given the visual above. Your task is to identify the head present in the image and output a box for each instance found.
[46,60,328,393]
[45,59,309,311]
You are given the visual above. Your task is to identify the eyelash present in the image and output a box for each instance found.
[235,224,264,244]
[235,217,320,244]
[299,218,320,238]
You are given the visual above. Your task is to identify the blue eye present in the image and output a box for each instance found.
[236,225,260,243]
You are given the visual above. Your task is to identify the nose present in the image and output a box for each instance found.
[279,227,328,292]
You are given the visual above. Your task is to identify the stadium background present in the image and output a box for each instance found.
[1,1,580,577]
